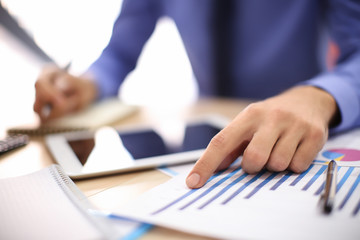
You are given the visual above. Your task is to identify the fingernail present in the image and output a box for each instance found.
[186,173,200,188]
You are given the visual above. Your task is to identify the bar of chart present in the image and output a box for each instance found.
[151,164,360,216]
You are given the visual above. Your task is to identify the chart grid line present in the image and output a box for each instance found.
[337,167,354,192]
[314,182,325,195]
[290,164,314,186]
[198,172,248,210]
[222,170,266,205]
[245,172,278,199]
[151,188,197,215]
[270,171,292,190]
[151,171,225,215]
[353,199,360,216]
[302,165,327,191]
[179,167,242,210]
[338,173,360,210]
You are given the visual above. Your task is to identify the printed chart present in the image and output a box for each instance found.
[152,165,360,216]
[116,164,360,239]
[116,129,360,239]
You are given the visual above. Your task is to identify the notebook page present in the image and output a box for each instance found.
[0,165,109,240]
[42,98,138,129]
[7,98,138,135]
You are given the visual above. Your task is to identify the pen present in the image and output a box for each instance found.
[41,62,72,119]
[321,160,337,214]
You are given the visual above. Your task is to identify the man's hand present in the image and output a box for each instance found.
[186,86,339,188]
[33,65,98,122]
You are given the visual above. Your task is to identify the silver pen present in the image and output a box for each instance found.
[321,160,337,214]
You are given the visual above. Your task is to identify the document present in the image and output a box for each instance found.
[115,129,360,240]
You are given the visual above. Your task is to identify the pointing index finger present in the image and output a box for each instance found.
[186,118,253,188]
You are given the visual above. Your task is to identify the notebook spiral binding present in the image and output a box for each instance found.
[49,165,117,239]
[7,127,88,136]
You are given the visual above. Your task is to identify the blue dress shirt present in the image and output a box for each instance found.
[88,0,360,133]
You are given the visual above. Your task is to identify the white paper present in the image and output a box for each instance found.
[116,165,360,239]
[116,129,360,240]
[43,97,138,129]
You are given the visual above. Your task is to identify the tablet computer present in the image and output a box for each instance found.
[45,115,229,179]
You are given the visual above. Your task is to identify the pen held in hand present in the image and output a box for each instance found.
[41,104,52,119]
[321,160,337,214]
[41,62,72,119]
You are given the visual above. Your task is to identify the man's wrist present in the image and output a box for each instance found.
[300,86,340,128]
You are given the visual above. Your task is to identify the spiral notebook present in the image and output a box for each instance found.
[0,165,149,240]
[7,98,138,136]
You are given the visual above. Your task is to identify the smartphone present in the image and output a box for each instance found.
[45,115,229,179]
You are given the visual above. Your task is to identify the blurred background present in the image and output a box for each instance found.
[0,0,198,134]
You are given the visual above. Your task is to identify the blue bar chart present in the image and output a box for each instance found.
[151,164,360,216]
[116,129,360,240]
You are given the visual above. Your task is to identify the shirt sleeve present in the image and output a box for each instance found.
[87,0,162,99]
[302,0,360,134]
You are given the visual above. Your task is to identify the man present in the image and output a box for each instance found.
[33,0,360,189]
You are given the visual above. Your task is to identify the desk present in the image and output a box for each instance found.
[0,97,251,239]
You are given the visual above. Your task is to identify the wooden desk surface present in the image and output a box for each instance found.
[0,98,251,239]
